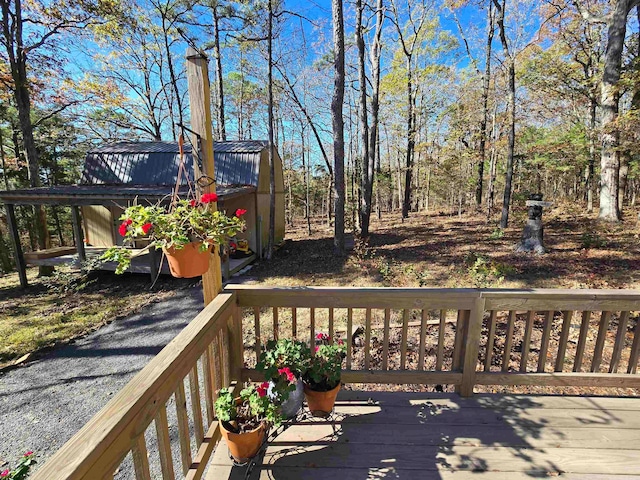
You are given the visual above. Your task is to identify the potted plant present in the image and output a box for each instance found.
[257,339,311,419]
[214,383,283,463]
[303,333,346,417]
[102,194,246,278]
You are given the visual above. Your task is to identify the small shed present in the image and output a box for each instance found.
[80,140,285,254]
[0,140,285,286]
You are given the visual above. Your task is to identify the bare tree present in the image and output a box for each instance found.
[332,0,346,255]
[389,0,429,219]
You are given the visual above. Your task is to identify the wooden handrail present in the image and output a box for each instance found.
[32,292,237,480]
[32,286,640,480]
[230,286,640,397]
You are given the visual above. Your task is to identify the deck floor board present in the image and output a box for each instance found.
[207,391,640,479]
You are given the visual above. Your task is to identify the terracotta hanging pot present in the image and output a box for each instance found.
[219,420,267,463]
[163,242,211,278]
[303,382,341,417]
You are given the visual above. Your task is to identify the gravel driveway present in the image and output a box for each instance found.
[0,285,205,475]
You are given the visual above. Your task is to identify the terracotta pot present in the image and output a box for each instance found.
[163,242,211,278]
[219,420,267,463]
[303,382,341,417]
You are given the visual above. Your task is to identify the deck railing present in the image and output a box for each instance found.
[32,287,640,480]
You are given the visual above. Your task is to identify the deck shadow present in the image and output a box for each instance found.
[221,392,591,479]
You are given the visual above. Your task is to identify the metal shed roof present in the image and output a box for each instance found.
[82,141,268,187]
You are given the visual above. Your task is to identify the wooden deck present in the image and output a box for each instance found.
[208,390,640,479]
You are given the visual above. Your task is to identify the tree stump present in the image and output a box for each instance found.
[516,194,551,254]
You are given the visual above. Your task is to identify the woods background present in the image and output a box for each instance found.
[0,0,639,272]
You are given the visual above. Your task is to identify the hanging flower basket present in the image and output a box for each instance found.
[163,242,212,278]
[102,194,246,277]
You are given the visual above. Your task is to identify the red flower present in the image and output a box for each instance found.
[256,381,270,397]
[200,193,218,204]
[141,223,152,234]
[24,451,33,457]
[189,199,197,207]
[316,332,325,340]
[338,339,344,346]
[278,367,296,383]
[235,208,247,217]
[1,469,9,477]
[314,346,319,353]
[125,219,132,225]
[118,222,128,237]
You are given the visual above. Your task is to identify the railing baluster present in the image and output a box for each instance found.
[329,308,334,344]
[538,310,554,372]
[400,309,409,370]
[418,309,427,371]
[484,310,497,371]
[365,308,372,369]
[212,336,222,394]
[221,328,230,387]
[610,311,630,373]
[131,434,151,480]
[382,308,390,370]
[436,310,446,371]
[155,405,176,480]
[573,311,591,372]
[292,307,297,338]
[452,310,465,371]
[555,310,573,372]
[627,316,640,374]
[520,311,534,372]
[189,366,204,442]
[346,308,353,369]
[202,351,214,425]
[592,311,612,372]
[175,380,192,476]
[273,307,279,341]
[310,308,316,356]
[502,310,516,372]
[254,307,261,359]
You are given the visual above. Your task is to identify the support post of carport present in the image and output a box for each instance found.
[71,206,86,263]
[5,203,27,288]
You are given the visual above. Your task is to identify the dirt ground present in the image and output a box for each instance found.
[248,203,640,290]
[2,203,639,377]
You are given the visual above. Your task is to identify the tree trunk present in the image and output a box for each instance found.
[598,0,633,221]
[212,5,227,141]
[495,0,516,229]
[402,55,415,219]
[586,96,597,213]
[476,1,494,206]
[332,0,345,255]
[356,0,369,237]
[2,0,51,274]
[266,0,276,259]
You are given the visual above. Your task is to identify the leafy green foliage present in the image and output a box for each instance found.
[1,451,36,479]
[257,338,310,379]
[580,231,607,249]
[464,252,516,288]
[303,334,345,392]
[214,384,283,433]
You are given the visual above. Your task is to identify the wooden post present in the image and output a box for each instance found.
[186,47,222,305]
[460,297,485,397]
[5,203,27,288]
[71,206,86,263]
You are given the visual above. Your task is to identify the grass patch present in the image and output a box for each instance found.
[0,266,196,367]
